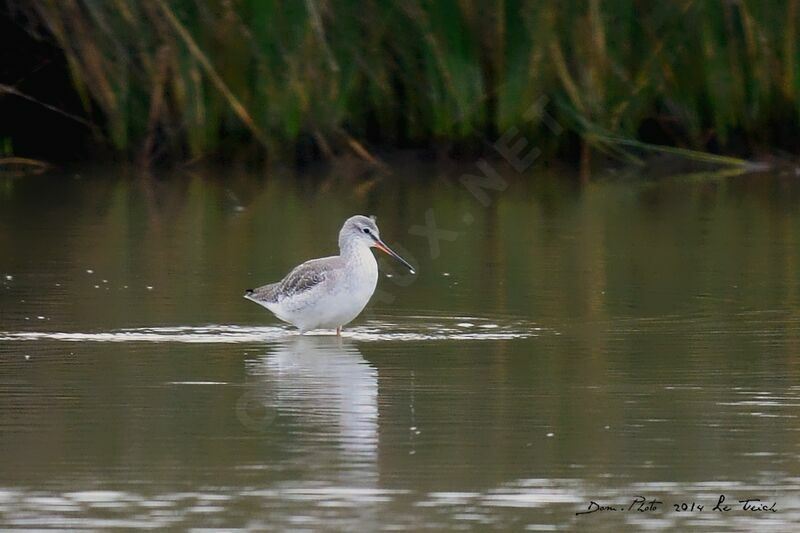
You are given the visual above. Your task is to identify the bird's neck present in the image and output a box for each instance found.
[341,242,379,289]
[341,242,374,264]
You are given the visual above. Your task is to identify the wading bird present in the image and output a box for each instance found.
[244,215,415,334]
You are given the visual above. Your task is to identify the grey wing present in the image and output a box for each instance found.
[244,282,281,303]
[246,258,335,304]
[277,261,330,300]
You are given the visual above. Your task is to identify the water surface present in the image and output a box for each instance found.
[1,165,799,530]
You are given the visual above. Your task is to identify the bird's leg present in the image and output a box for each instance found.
[336,326,342,336]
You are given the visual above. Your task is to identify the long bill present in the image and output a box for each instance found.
[372,238,416,274]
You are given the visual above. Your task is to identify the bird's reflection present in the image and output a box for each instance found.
[243,336,378,477]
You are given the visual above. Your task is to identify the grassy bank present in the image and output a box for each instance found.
[6,0,800,165]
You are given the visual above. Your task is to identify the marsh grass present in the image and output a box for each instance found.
[10,0,800,165]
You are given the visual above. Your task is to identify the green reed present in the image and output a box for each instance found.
[12,0,800,164]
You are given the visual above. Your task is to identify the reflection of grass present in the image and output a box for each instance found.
[0,157,50,178]
[13,1,800,163]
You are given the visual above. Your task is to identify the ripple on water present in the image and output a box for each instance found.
[0,317,548,344]
[2,478,796,531]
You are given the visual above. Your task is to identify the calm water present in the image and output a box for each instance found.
[1,164,800,531]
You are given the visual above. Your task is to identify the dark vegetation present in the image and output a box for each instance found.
[1,1,799,171]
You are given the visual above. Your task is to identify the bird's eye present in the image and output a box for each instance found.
[362,228,371,234]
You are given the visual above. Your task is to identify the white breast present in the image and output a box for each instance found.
[331,247,378,327]
[280,247,379,332]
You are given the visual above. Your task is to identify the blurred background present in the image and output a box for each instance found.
[1,0,798,173]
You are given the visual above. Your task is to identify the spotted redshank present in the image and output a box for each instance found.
[244,215,415,334]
